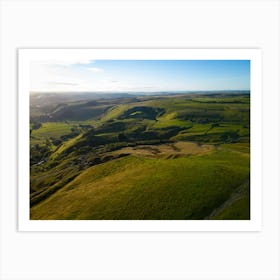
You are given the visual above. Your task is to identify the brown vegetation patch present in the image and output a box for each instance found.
[112,141,215,159]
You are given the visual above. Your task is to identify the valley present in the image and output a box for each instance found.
[30,92,250,220]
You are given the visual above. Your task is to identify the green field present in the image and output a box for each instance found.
[30,93,250,220]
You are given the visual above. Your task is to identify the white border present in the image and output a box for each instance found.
[18,49,262,232]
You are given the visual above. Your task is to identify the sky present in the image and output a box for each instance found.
[30,60,250,93]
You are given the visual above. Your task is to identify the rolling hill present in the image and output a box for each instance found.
[30,92,250,220]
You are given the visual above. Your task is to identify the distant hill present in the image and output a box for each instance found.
[30,92,135,106]
[30,90,250,104]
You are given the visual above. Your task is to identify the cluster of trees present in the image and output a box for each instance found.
[30,144,51,165]
[30,122,42,134]
[219,131,240,143]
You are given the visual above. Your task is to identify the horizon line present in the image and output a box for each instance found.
[30,89,250,94]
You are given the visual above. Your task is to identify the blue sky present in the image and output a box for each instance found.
[30,60,250,92]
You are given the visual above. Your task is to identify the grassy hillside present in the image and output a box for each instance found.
[30,93,250,220]
[31,146,249,220]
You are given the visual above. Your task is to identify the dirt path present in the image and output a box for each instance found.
[204,178,250,220]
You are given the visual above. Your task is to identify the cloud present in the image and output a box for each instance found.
[54,59,94,66]
[47,82,79,86]
[88,67,104,73]
[33,59,94,66]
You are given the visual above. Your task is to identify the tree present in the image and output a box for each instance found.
[118,133,127,142]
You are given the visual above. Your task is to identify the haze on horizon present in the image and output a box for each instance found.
[30,60,250,93]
